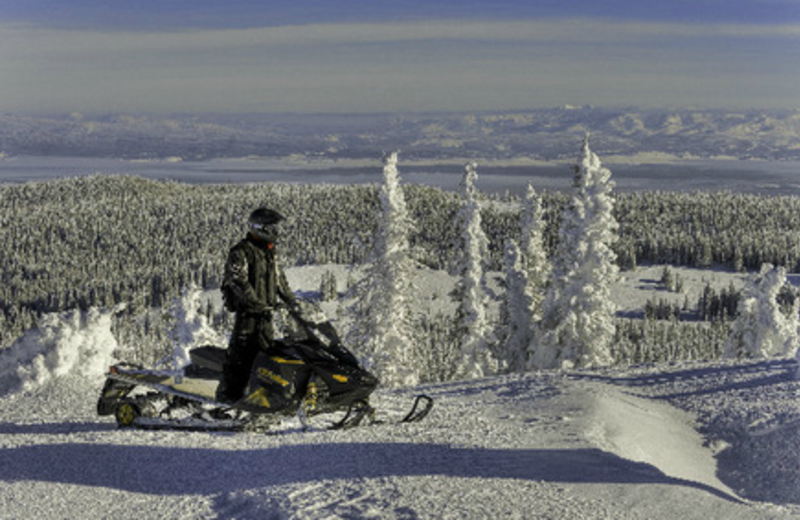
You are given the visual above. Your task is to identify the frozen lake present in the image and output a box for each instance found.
[1,156,800,196]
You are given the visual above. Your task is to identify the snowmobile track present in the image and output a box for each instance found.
[115,395,433,434]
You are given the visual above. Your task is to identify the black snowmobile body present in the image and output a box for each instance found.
[226,328,379,416]
[97,306,383,431]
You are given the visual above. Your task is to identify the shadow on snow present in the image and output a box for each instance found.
[571,358,798,400]
[0,439,741,503]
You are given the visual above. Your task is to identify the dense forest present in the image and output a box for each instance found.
[2,174,800,363]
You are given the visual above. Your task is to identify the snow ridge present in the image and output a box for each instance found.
[584,384,738,500]
[0,308,117,395]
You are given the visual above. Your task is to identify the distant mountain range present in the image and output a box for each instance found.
[1,107,799,162]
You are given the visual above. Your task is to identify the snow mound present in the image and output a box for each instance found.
[585,385,738,499]
[0,308,118,397]
[720,421,800,505]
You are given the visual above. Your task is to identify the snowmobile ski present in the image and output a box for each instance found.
[329,399,375,430]
[330,394,434,430]
[400,394,434,423]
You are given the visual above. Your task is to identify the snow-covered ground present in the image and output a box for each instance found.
[2,265,800,519]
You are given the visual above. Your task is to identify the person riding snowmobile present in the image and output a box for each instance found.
[216,207,298,403]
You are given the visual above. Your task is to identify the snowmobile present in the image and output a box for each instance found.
[97,302,432,432]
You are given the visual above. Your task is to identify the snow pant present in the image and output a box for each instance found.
[216,314,274,403]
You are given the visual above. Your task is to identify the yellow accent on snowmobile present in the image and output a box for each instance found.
[332,374,349,383]
[244,387,271,409]
[115,401,139,428]
[303,382,318,413]
[270,356,305,365]
[258,367,290,387]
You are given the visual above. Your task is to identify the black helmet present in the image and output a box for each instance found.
[248,207,285,243]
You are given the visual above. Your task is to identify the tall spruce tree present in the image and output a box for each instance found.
[533,137,619,369]
[452,162,497,379]
[520,184,551,318]
[502,184,551,372]
[500,239,529,372]
[346,152,419,387]
[520,183,552,369]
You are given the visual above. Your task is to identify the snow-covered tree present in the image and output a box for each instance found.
[725,264,800,359]
[532,137,619,370]
[501,184,552,372]
[452,162,498,379]
[319,270,338,301]
[170,284,221,369]
[520,183,551,317]
[520,183,552,366]
[499,239,529,372]
[347,152,419,387]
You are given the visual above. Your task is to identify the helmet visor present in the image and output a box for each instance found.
[249,221,281,242]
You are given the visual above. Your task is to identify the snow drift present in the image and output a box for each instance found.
[0,308,117,396]
[585,384,737,499]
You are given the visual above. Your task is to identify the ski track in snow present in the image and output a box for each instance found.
[2,310,800,518]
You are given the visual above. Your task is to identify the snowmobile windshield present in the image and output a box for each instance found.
[281,301,341,347]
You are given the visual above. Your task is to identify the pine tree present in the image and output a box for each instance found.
[501,183,552,372]
[500,239,529,372]
[346,152,419,387]
[520,184,551,318]
[725,264,800,358]
[519,183,551,368]
[532,137,619,370]
[320,270,338,301]
[169,284,220,370]
[452,162,497,379]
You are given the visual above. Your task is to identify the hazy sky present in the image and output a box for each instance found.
[1,0,799,114]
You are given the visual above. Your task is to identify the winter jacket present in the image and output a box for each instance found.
[222,234,295,338]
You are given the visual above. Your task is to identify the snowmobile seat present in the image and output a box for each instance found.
[189,345,227,373]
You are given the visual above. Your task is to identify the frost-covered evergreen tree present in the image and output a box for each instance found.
[532,137,619,370]
[170,284,221,370]
[319,270,338,302]
[452,162,497,379]
[500,239,529,372]
[520,184,551,317]
[725,264,800,359]
[502,184,552,372]
[346,152,419,387]
[520,183,551,368]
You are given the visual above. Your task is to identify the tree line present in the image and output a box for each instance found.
[3,172,800,355]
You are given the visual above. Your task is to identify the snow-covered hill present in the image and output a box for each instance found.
[2,108,798,162]
[2,305,800,518]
